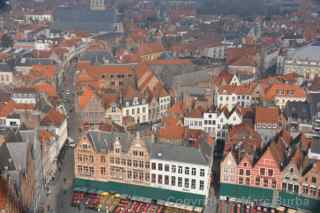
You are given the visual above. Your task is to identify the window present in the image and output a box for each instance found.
[303,186,308,194]
[158,175,163,184]
[133,151,138,156]
[191,179,196,189]
[239,177,243,184]
[133,160,138,167]
[294,185,299,193]
[115,148,120,153]
[121,159,126,166]
[151,174,156,183]
[78,154,83,162]
[245,177,250,185]
[246,170,250,176]
[255,177,260,185]
[165,164,169,172]
[139,161,144,168]
[178,177,182,187]
[185,167,190,175]
[272,179,276,188]
[145,162,149,169]
[142,107,146,113]
[268,169,273,177]
[263,178,268,187]
[151,163,156,170]
[165,175,169,185]
[171,176,176,186]
[200,169,205,177]
[311,187,317,196]
[282,182,287,191]
[260,168,265,176]
[185,178,189,188]
[192,168,196,176]
[89,167,94,176]
[115,158,120,164]
[158,163,163,171]
[139,151,144,156]
[145,173,150,181]
[312,177,317,184]
[110,157,114,164]
[99,167,105,175]
[101,156,105,163]
[127,160,132,167]
[199,180,204,191]
[239,169,244,176]
[172,165,176,173]
[128,171,132,179]
[178,166,183,174]
[77,165,83,174]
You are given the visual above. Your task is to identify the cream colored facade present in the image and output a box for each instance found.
[74,133,151,185]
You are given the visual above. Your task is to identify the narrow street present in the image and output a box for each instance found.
[44,62,81,213]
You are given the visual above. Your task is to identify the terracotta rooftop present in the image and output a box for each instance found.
[255,106,281,124]
[34,82,57,97]
[41,109,65,127]
[79,87,94,109]
[264,83,306,101]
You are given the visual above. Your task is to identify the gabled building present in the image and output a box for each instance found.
[255,107,283,143]
[74,130,212,210]
[215,83,256,111]
[263,83,306,109]
[78,86,105,126]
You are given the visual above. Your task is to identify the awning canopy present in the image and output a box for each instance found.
[74,178,205,207]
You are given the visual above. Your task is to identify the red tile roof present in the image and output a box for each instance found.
[255,107,281,124]
[263,83,306,101]
[34,82,57,97]
[41,109,65,127]
[159,115,185,140]
[79,87,94,109]
[218,83,256,95]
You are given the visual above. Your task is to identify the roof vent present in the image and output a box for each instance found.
[157,152,162,157]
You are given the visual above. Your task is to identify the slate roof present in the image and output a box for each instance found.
[52,7,117,33]
[0,144,16,171]
[291,42,320,61]
[284,101,311,122]
[0,63,13,72]
[87,131,130,153]
[308,93,320,117]
[87,130,211,166]
[150,142,210,166]
[310,137,320,155]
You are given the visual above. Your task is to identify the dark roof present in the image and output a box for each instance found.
[5,129,23,143]
[284,101,311,122]
[52,7,117,33]
[310,137,320,155]
[0,144,16,171]
[308,93,320,117]
[15,58,56,67]
[87,131,130,153]
[150,142,210,165]
[0,63,13,72]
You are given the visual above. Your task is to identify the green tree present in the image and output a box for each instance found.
[1,34,13,48]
